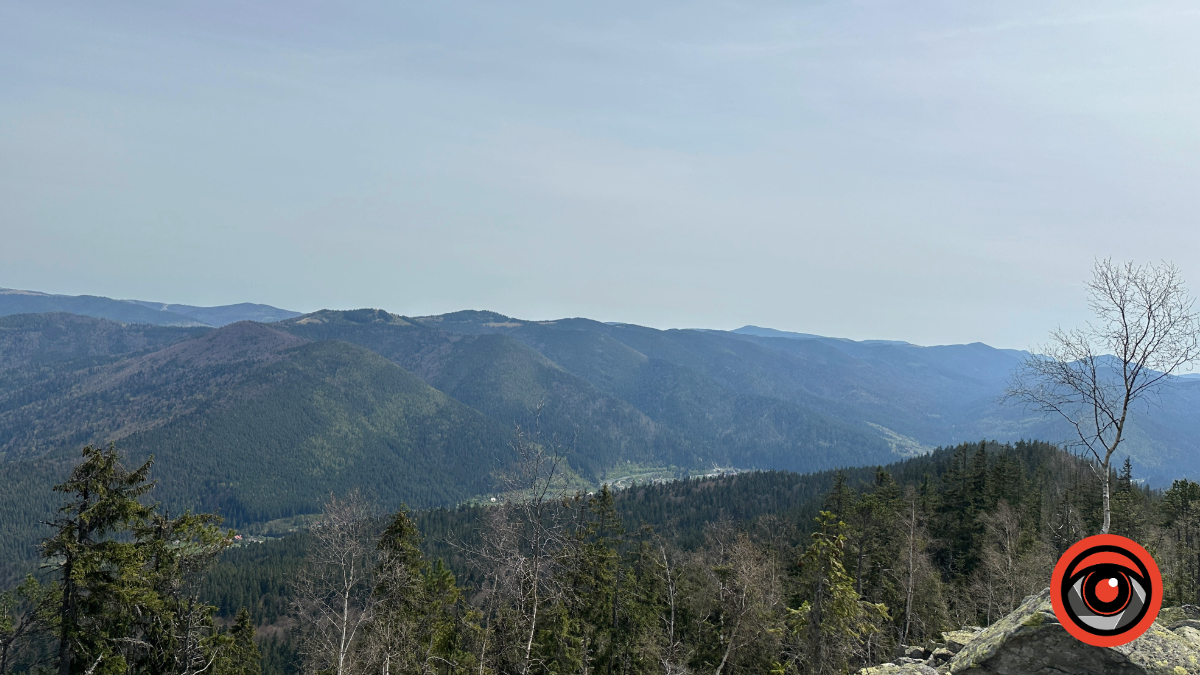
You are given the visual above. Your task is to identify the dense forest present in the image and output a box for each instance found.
[6,307,1200,574]
[0,310,908,567]
[5,438,1199,674]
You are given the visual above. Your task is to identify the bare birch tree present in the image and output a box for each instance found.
[969,501,1053,623]
[654,544,689,675]
[696,524,783,675]
[1008,259,1200,533]
[473,412,571,675]
[896,488,943,647]
[294,491,380,675]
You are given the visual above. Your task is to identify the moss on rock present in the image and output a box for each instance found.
[943,589,1200,675]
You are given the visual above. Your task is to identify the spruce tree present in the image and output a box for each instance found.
[217,608,262,675]
[365,506,477,674]
[43,445,155,675]
[42,445,233,675]
[787,512,888,675]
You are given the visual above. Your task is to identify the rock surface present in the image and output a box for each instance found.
[941,629,982,654]
[929,648,953,665]
[859,592,1200,675]
[904,646,931,660]
[859,663,938,675]
[944,589,1200,674]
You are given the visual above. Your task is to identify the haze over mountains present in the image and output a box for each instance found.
[2,287,1198,562]
[0,287,301,327]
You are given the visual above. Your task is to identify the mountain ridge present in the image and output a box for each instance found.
[2,289,1200,568]
[0,287,299,327]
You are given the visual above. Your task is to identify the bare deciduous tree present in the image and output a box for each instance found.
[472,410,571,675]
[897,488,943,647]
[653,543,689,675]
[696,524,783,675]
[969,501,1053,624]
[1008,259,1200,533]
[294,491,380,675]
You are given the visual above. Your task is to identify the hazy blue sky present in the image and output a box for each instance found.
[4,1,1200,348]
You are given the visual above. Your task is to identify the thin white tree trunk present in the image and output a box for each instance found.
[714,619,740,675]
[340,585,351,675]
[902,501,916,645]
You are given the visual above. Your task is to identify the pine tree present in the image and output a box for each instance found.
[1118,457,1134,492]
[822,473,854,520]
[1161,479,1200,605]
[847,469,901,607]
[139,509,236,674]
[614,536,675,675]
[1111,458,1148,540]
[570,486,622,674]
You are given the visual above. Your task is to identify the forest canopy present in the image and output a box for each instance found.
[4,439,1198,674]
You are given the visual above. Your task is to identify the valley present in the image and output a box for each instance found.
[3,290,1200,568]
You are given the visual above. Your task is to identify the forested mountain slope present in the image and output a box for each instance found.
[0,311,900,565]
[0,320,513,561]
[197,438,1198,675]
[278,310,892,478]
[412,310,1200,484]
[0,312,204,371]
[4,296,1200,566]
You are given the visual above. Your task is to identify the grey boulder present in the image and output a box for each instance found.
[944,589,1200,675]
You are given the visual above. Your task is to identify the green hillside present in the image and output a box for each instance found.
[0,323,512,564]
[281,310,896,476]
[495,321,900,467]
[412,311,1200,484]
[0,312,205,370]
[279,310,681,476]
[5,302,1200,572]
[117,339,509,522]
[0,311,903,568]
[0,321,307,459]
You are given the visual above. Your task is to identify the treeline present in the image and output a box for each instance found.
[212,439,1200,675]
[5,439,1200,674]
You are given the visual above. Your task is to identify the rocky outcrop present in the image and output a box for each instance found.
[941,629,982,654]
[861,592,1200,675]
[859,663,939,675]
[944,589,1200,674]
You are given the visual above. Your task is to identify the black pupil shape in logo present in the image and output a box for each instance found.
[1060,545,1152,636]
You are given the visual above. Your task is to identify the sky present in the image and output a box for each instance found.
[3,1,1200,349]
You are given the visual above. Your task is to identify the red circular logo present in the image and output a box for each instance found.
[1050,534,1162,647]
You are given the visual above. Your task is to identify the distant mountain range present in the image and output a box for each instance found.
[0,288,300,327]
[1,288,1199,563]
